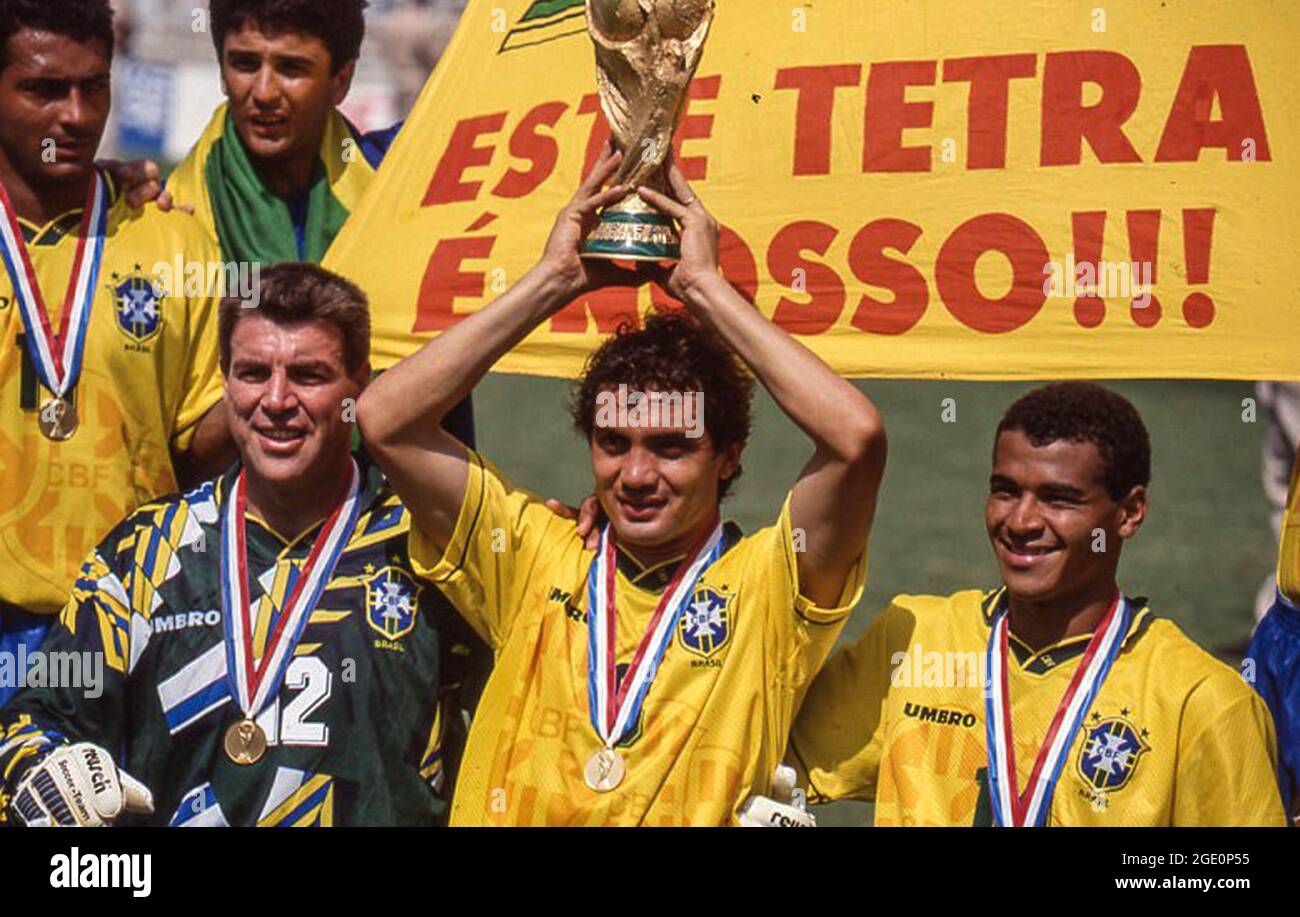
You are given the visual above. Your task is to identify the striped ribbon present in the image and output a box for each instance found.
[984,592,1131,827]
[0,171,108,399]
[220,460,362,720]
[586,518,724,748]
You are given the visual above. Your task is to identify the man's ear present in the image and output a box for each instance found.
[352,362,372,392]
[718,442,743,481]
[330,59,358,108]
[1116,484,1149,540]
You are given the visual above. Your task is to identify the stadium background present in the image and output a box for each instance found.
[108,1,1273,826]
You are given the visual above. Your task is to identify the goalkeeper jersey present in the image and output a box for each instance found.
[0,459,486,826]
[0,175,223,616]
[410,450,867,826]
[791,587,1286,826]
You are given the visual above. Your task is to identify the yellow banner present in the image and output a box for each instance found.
[325,0,1300,380]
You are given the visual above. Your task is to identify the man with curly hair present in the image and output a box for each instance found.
[787,382,1286,826]
[358,150,887,825]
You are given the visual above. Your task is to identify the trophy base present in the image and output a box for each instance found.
[581,210,680,262]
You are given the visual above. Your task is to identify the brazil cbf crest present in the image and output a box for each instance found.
[365,566,421,641]
[677,586,732,659]
[1077,715,1150,793]
[109,266,164,344]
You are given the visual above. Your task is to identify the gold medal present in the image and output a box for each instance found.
[37,396,77,441]
[224,718,267,766]
[584,747,626,793]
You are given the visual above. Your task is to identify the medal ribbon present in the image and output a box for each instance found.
[984,591,1131,827]
[586,517,725,748]
[0,171,109,398]
[220,460,363,719]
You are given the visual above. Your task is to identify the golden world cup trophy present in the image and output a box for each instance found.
[580,0,716,262]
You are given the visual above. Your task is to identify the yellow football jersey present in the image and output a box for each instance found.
[0,181,223,615]
[1278,448,1300,603]
[791,588,1286,826]
[410,450,866,826]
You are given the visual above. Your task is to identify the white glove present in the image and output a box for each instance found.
[738,764,817,827]
[10,742,154,827]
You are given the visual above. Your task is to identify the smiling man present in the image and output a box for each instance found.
[787,383,1285,826]
[168,0,383,264]
[0,263,482,826]
[164,0,475,445]
[0,0,231,707]
[359,153,887,825]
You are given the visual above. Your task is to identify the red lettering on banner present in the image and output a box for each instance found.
[1125,209,1162,326]
[673,75,719,180]
[774,64,863,175]
[1155,45,1271,163]
[846,219,928,334]
[943,55,1037,169]
[492,101,569,198]
[936,214,1049,333]
[423,113,507,205]
[769,221,844,334]
[719,226,759,302]
[864,61,936,173]
[648,281,685,315]
[414,236,496,331]
[1069,211,1108,328]
[550,286,640,333]
[1181,208,1216,327]
[1040,52,1142,166]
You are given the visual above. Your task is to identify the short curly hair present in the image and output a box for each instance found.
[210,0,368,73]
[995,382,1151,500]
[0,0,114,73]
[571,312,754,500]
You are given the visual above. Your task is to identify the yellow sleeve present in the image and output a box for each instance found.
[408,450,578,648]
[168,224,224,452]
[761,493,867,690]
[1174,678,1287,826]
[788,600,916,803]
[1278,448,1300,603]
[164,106,223,250]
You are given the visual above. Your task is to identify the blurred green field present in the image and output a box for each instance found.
[470,375,1272,825]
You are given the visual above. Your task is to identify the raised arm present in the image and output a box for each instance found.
[639,166,886,608]
[357,148,633,555]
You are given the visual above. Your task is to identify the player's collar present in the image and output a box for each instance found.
[15,171,120,246]
[615,521,743,594]
[215,454,388,553]
[980,586,1155,674]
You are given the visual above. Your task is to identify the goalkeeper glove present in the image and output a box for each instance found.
[10,742,154,827]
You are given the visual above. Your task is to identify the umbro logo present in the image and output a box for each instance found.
[151,610,220,634]
[548,587,584,623]
[903,702,978,729]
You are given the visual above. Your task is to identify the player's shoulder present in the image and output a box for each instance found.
[1135,613,1257,707]
[109,195,217,253]
[881,588,992,629]
[100,478,221,561]
[846,588,993,648]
